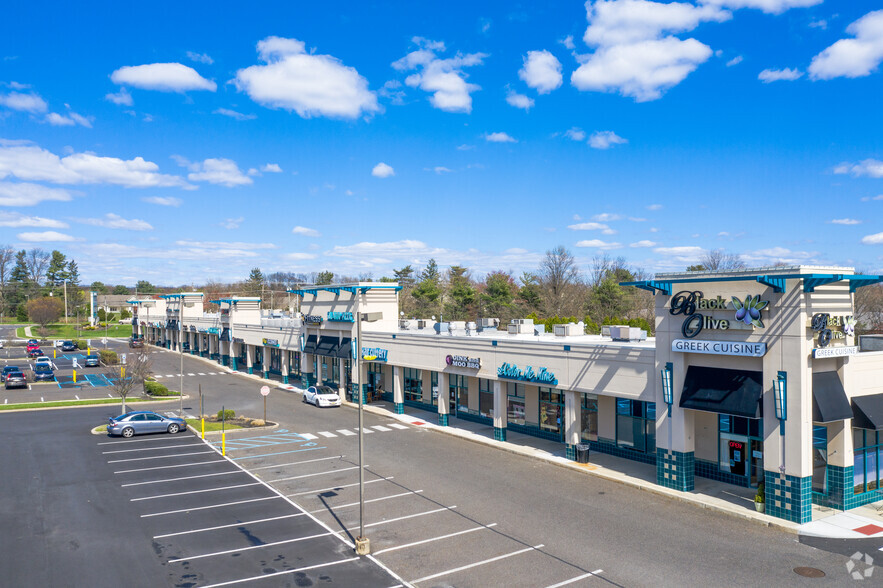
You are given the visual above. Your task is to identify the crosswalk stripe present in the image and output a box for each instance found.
[371,425,392,432]
[154,375,163,379]
[198,373,205,375]
[337,429,356,436]
[362,428,374,433]
[389,423,408,430]
[299,433,319,440]
[317,431,337,438]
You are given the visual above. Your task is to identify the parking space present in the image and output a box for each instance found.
[100,428,403,587]
[226,423,606,587]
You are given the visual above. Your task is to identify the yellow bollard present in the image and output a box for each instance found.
[222,431,226,455]
[121,367,125,378]
[53,348,56,358]
[73,369,76,383]
[87,347,91,355]
[201,417,205,440]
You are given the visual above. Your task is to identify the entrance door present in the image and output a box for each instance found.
[750,439,764,487]
[728,439,747,477]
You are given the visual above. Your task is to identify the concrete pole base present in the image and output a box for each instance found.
[355,536,370,555]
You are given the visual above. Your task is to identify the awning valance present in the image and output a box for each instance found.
[679,366,763,419]
[316,336,339,357]
[336,338,352,359]
[812,372,853,423]
[302,335,317,354]
[853,394,883,430]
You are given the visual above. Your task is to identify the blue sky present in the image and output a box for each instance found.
[1,0,882,286]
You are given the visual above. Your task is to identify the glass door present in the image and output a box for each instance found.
[750,438,764,488]
[812,425,828,495]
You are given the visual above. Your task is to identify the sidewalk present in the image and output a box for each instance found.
[158,346,883,540]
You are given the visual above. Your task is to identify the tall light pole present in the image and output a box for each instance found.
[354,308,382,556]
[179,295,184,417]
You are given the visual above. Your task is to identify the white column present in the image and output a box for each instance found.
[393,366,404,406]
[493,380,506,430]
[564,390,580,446]
[438,372,450,417]
[246,344,254,372]
[338,357,346,396]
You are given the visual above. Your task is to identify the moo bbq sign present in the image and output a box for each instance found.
[670,291,769,339]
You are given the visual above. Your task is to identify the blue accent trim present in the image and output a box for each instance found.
[656,448,695,491]
[764,471,812,524]
[283,375,289,384]
[288,284,403,296]
[803,275,843,293]
[566,444,577,460]
[755,275,787,293]
[231,357,238,371]
[695,458,751,487]
[438,414,449,426]
[507,421,563,443]
[248,367,254,375]
[492,340,497,347]
[221,354,229,367]
[494,427,507,442]
[622,273,883,295]
[395,403,404,414]
[392,334,396,339]
[588,437,657,465]
[263,371,269,379]
[563,345,570,351]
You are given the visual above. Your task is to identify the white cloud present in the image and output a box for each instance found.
[260,163,282,173]
[80,213,153,231]
[758,67,803,82]
[0,91,48,113]
[282,252,317,260]
[372,162,395,178]
[505,90,534,110]
[105,87,133,106]
[142,196,182,207]
[647,203,663,210]
[214,108,256,121]
[45,109,92,128]
[742,247,817,264]
[425,166,453,174]
[654,245,705,256]
[247,168,259,176]
[726,55,743,66]
[175,239,276,250]
[0,181,74,206]
[861,194,883,201]
[572,1,730,102]
[560,35,576,50]
[111,63,216,92]
[292,225,321,237]
[392,37,487,113]
[592,213,622,221]
[575,239,622,249]
[0,212,68,228]
[809,19,827,30]
[565,127,586,141]
[506,247,529,254]
[457,144,475,151]
[234,36,379,119]
[484,132,517,143]
[326,239,446,260]
[630,240,657,247]
[589,130,628,149]
[809,10,883,80]
[834,159,883,178]
[186,51,213,65]
[702,0,822,15]
[221,216,244,229]
[519,50,563,94]
[568,222,616,235]
[862,232,883,245]
[184,158,252,187]
[18,230,77,242]
[0,141,191,188]
[829,218,861,225]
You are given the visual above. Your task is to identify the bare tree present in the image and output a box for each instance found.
[104,347,153,413]
[24,248,50,285]
[27,296,64,336]
[0,245,14,318]
[539,246,582,317]
[855,281,883,334]
[688,249,745,272]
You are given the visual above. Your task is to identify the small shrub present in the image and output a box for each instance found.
[217,409,235,421]
[98,349,118,365]
[72,339,86,350]
[144,381,177,396]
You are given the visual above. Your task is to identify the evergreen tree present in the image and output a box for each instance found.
[412,259,442,318]
[445,265,475,321]
[112,285,130,295]
[45,250,69,290]
[315,271,334,285]
[90,280,108,294]
[66,260,84,318]
[243,268,265,297]
[517,272,543,313]
[420,259,440,283]
[135,280,156,294]
[481,271,517,320]
[10,250,28,283]
[393,264,416,317]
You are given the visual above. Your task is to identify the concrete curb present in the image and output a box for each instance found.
[1,395,189,414]
[187,421,280,437]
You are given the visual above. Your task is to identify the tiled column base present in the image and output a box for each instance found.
[221,355,229,367]
[494,427,507,442]
[190,350,196,355]
[765,471,812,524]
[201,350,207,358]
[656,448,695,492]
[263,371,269,379]
[395,403,404,414]
[362,384,369,404]
[566,444,577,461]
[438,414,449,426]
[248,367,253,375]
[815,465,852,510]
[230,358,238,371]
[283,375,289,384]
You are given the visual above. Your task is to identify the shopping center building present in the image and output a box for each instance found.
[129,266,883,524]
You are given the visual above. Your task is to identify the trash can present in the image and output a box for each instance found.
[575,443,590,464]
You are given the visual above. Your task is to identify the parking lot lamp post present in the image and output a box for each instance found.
[179,296,184,417]
[354,309,382,556]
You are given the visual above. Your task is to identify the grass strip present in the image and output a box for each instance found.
[0,397,164,411]
[185,418,243,432]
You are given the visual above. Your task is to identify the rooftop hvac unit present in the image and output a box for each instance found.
[449,321,466,330]
[399,319,410,328]
[511,318,534,326]
[508,320,536,335]
[466,321,477,330]
[417,319,428,329]
[479,318,499,328]
[601,326,611,337]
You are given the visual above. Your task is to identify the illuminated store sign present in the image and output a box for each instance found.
[262,338,279,347]
[361,347,388,362]
[812,346,858,358]
[497,362,557,386]
[327,311,354,322]
[304,315,324,325]
[809,313,855,348]
[446,354,481,369]
[670,291,769,339]
[672,339,767,357]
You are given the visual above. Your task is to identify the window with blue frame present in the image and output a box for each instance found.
[507,382,525,425]
[813,425,828,495]
[404,368,422,402]
[430,371,438,406]
[854,428,882,494]
[718,414,761,477]
[539,387,563,435]
[616,399,656,454]
[451,374,469,414]
[581,393,598,441]
[479,378,494,418]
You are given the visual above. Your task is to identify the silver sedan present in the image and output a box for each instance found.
[107,411,186,438]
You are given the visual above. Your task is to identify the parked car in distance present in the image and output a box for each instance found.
[34,356,52,368]
[304,385,342,407]
[0,340,4,349]
[2,366,23,378]
[129,337,144,348]
[60,341,77,352]
[107,411,186,438]
[84,353,100,367]
[26,343,40,353]
[33,365,54,382]
[27,339,38,346]
[27,348,44,358]
[5,370,27,389]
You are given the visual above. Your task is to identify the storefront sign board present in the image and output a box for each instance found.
[812,346,858,358]
[671,339,767,357]
[446,354,481,369]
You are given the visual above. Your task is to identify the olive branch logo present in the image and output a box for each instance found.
[732,295,768,328]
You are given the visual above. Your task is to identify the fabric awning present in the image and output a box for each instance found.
[336,338,352,359]
[853,394,883,430]
[679,366,763,418]
[316,336,339,357]
[812,372,853,423]
[302,334,317,354]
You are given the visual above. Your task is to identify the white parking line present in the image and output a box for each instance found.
[371,425,392,432]
[298,433,319,440]
[154,375,163,379]
[198,373,205,376]
[268,465,363,483]
[412,544,544,584]
[165,374,174,378]
[336,506,457,534]
[121,470,242,487]
[131,481,261,501]
[167,530,334,563]
[141,496,281,518]
[100,436,200,445]
[154,513,303,539]
[103,442,204,454]
[545,571,604,588]
[75,395,79,400]
[114,460,226,473]
[248,455,343,471]
[187,373,195,376]
[309,490,424,514]
[107,450,215,464]
[317,431,337,438]
[373,522,498,555]
[336,429,356,436]
[287,476,394,497]
[199,557,360,588]
[388,423,408,430]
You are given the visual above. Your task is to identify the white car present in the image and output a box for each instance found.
[34,357,52,368]
[304,385,342,408]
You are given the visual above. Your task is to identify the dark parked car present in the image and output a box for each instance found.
[60,340,77,352]
[27,348,44,358]
[33,365,55,382]
[107,411,186,438]
[84,353,100,367]
[129,338,144,349]
[2,366,22,378]
[5,371,27,389]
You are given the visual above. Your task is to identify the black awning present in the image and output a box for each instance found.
[220,328,232,342]
[812,372,853,423]
[336,338,352,359]
[316,336,339,357]
[302,334,318,354]
[853,394,883,430]
[679,366,763,418]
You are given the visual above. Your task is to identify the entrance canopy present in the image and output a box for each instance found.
[853,394,883,430]
[316,336,339,357]
[679,366,763,419]
[302,335,317,354]
[812,372,853,423]
[336,338,352,359]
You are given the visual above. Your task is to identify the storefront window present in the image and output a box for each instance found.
[581,393,598,441]
[539,387,563,435]
[479,378,494,418]
[321,356,330,383]
[854,429,883,494]
[812,425,828,495]
[270,349,282,373]
[616,399,656,454]
[289,351,301,377]
[404,368,422,402]
[718,415,762,479]
[451,374,469,414]
[367,363,384,400]
[507,382,525,425]
[430,371,438,406]
[254,347,263,369]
